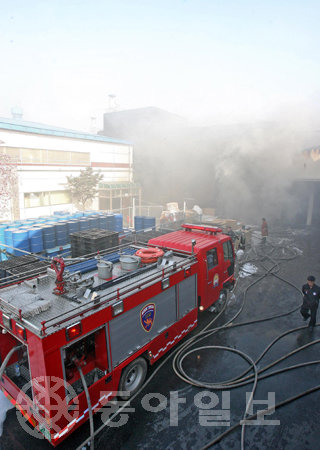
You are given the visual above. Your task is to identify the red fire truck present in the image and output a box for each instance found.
[0,224,235,445]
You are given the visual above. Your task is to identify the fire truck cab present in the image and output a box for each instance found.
[0,224,234,446]
[149,224,235,310]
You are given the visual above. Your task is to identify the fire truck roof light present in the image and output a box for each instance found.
[66,322,82,341]
[15,323,26,340]
[184,267,192,277]
[112,300,124,317]
[182,224,222,233]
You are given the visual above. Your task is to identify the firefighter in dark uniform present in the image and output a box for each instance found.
[300,275,320,328]
[239,225,246,250]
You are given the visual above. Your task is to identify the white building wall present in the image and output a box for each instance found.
[0,127,134,219]
[0,129,132,162]
[18,167,131,192]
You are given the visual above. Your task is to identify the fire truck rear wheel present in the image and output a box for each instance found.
[119,357,148,399]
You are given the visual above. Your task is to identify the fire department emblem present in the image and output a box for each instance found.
[140,303,156,332]
[214,273,219,287]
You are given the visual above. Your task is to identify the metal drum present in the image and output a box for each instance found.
[0,224,7,261]
[86,217,96,229]
[79,219,90,231]
[134,216,144,231]
[67,220,80,235]
[72,212,83,218]
[42,225,56,249]
[55,222,68,246]
[98,215,108,229]
[120,255,141,271]
[114,214,123,232]
[12,230,30,256]
[143,216,156,230]
[106,214,115,231]
[28,227,44,253]
[97,260,113,279]
[4,228,16,248]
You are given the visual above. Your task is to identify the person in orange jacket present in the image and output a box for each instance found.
[261,218,268,244]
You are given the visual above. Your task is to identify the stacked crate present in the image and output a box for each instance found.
[70,229,119,257]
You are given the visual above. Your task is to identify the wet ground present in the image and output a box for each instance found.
[1,227,320,450]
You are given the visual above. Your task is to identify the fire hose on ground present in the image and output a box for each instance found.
[77,232,319,450]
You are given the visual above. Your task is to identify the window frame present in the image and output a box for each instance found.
[206,248,218,271]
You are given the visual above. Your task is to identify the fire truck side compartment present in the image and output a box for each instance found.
[109,274,197,367]
[178,275,198,319]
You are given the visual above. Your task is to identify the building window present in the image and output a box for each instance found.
[1,147,90,165]
[24,192,42,208]
[0,147,20,161]
[47,150,71,164]
[70,152,90,164]
[24,191,71,208]
[50,191,71,205]
[21,148,43,163]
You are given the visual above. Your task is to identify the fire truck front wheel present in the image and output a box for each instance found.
[119,357,148,399]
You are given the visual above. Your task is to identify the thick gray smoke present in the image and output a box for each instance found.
[101,106,320,225]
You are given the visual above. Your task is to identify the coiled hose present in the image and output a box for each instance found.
[173,234,318,450]
[78,231,317,450]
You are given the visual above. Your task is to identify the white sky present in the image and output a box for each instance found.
[0,0,319,131]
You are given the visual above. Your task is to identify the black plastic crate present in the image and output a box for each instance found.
[0,255,39,279]
[70,230,119,257]
[7,261,50,283]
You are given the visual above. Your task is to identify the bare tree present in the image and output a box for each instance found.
[0,154,18,219]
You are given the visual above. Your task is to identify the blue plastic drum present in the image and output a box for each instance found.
[134,216,144,231]
[12,230,30,256]
[28,227,44,253]
[67,220,80,235]
[143,216,156,230]
[114,214,123,232]
[42,225,56,249]
[106,214,116,231]
[55,222,68,246]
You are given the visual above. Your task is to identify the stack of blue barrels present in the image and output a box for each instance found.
[0,210,129,257]
[134,216,156,231]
